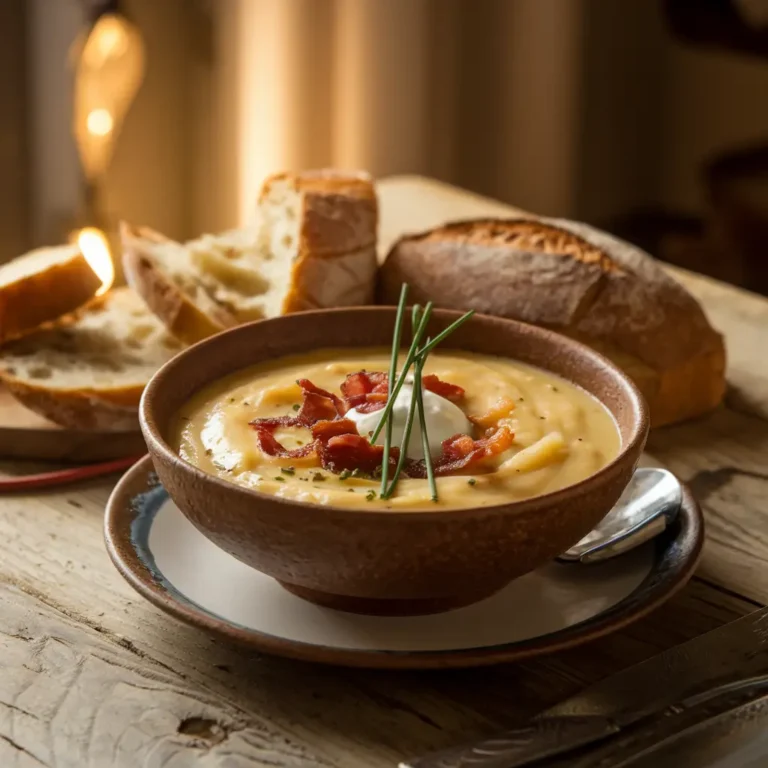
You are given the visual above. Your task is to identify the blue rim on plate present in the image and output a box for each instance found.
[104,455,704,669]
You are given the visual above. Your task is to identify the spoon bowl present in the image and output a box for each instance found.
[558,468,682,564]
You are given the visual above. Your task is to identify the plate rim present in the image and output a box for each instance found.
[104,455,704,670]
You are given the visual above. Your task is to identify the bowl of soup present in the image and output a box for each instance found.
[140,307,648,615]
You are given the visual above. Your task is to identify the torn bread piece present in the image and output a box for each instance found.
[122,169,378,344]
[0,244,102,343]
[0,287,185,431]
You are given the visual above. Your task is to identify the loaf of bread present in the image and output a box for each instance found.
[122,169,379,344]
[0,245,102,343]
[0,287,185,431]
[379,218,726,426]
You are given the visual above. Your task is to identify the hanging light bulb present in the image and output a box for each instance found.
[70,2,146,182]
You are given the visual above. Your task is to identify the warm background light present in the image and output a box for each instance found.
[71,12,145,181]
[75,227,115,295]
[86,108,114,137]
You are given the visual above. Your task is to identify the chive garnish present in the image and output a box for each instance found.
[370,301,433,444]
[366,490,377,501]
[292,403,300,411]
[374,284,474,502]
[380,284,409,496]
[413,340,438,502]
[280,467,295,475]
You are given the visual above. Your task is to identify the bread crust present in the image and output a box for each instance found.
[120,223,233,344]
[261,169,378,255]
[0,247,102,343]
[0,376,140,431]
[380,217,726,426]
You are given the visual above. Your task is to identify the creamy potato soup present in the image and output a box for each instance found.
[174,349,620,510]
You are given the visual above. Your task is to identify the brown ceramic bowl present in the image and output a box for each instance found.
[140,308,648,616]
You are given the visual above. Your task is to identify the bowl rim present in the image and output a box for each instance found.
[140,306,649,521]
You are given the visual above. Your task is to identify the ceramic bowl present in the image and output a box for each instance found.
[139,308,648,616]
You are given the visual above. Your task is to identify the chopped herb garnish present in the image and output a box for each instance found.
[348,488,355,492]
[552,387,559,392]
[274,476,285,482]
[539,416,546,420]
[280,467,295,475]
[338,470,352,481]
[366,490,377,501]
[296,440,304,445]
[467,478,477,486]
[375,285,474,502]
[292,403,300,411]
[519,397,525,402]
[312,472,326,482]
[229,397,236,403]
[242,401,250,406]
[205,448,213,456]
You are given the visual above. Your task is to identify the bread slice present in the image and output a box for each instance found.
[0,245,102,343]
[380,218,727,427]
[122,169,378,344]
[0,287,185,431]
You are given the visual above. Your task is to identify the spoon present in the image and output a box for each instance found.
[557,467,682,564]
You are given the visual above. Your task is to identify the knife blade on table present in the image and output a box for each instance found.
[402,607,768,768]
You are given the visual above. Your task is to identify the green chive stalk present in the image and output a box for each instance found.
[380,284,409,496]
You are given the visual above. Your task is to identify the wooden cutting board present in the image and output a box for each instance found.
[0,387,146,462]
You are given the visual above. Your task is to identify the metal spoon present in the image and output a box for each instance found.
[557,467,682,564]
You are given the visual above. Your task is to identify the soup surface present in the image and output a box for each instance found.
[174,348,620,510]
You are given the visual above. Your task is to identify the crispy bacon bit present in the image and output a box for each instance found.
[422,374,465,402]
[438,426,515,474]
[318,434,398,474]
[250,421,315,459]
[297,379,345,415]
[297,391,339,426]
[470,397,516,431]
[405,425,515,478]
[341,371,389,413]
[311,418,360,441]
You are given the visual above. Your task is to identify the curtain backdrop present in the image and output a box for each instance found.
[195,0,586,232]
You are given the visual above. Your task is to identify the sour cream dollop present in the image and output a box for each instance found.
[345,378,472,460]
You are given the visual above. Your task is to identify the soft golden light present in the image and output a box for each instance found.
[77,227,115,295]
[86,108,114,137]
[71,13,145,180]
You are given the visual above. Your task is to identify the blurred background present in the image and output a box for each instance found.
[2,0,768,291]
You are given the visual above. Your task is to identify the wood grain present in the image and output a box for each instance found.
[0,175,766,766]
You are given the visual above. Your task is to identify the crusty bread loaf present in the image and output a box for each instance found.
[0,245,102,343]
[0,287,185,431]
[122,169,379,344]
[380,218,726,426]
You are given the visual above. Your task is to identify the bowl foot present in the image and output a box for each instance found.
[277,581,501,616]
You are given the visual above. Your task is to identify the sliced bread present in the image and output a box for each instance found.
[0,287,185,431]
[0,245,102,343]
[122,169,379,344]
[379,218,727,427]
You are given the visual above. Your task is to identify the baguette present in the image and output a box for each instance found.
[380,218,727,426]
[122,169,378,344]
[0,245,102,343]
[0,287,185,431]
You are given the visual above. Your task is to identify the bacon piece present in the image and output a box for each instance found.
[318,433,399,474]
[406,425,515,477]
[297,391,339,426]
[250,421,316,459]
[311,418,360,441]
[297,378,345,415]
[422,374,465,402]
[341,371,389,412]
[469,397,516,431]
[437,425,515,474]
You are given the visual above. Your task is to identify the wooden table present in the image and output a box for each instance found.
[2,176,767,767]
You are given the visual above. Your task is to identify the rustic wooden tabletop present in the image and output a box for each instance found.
[1,176,766,768]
